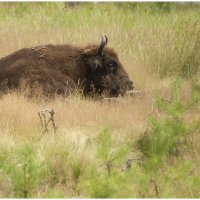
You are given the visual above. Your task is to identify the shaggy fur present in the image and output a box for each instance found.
[0,42,133,97]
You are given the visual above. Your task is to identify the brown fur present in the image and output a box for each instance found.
[0,42,133,98]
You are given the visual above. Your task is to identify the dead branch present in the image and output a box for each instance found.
[38,109,57,134]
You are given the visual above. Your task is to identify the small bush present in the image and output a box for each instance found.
[138,78,200,170]
[1,143,46,198]
[82,128,141,198]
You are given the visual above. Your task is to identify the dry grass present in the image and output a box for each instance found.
[0,2,199,198]
[0,90,152,142]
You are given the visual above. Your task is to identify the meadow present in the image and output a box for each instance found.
[0,2,199,197]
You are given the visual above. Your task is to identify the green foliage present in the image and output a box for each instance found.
[1,143,46,198]
[44,142,69,187]
[137,78,200,197]
[82,128,151,198]
[83,128,134,198]
[96,127,112,161]
[96,128,130,175]
[84,168,144,198]
[155,161,200,198]
[84,170,116,198]
[69,156,85,195]
[138,78,200,170]
[71,159,82,182]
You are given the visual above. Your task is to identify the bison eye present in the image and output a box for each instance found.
[108,63,117,73]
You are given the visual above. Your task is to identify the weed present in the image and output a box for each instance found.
[1,143,46,198]
[82,128,134,198]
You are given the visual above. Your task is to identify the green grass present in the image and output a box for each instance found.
[0,2,200,198]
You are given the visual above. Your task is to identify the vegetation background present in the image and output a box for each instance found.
[0,2,199,198]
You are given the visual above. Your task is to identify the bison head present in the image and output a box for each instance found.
[84,35,133,97]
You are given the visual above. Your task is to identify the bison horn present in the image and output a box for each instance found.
[97,35,108,55]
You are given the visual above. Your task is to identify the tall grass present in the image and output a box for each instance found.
[0,2,200,80]
[0,2,199,198]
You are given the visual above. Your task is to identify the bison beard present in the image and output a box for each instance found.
[0,36,133,98]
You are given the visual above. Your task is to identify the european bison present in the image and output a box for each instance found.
[0,36,133,98]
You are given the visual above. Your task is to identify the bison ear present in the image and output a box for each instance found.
[83,46,96,55]
[84,48,93,54]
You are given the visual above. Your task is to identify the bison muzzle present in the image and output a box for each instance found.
[0,35,133,98]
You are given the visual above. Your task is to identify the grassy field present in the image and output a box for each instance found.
[0,2,200,198]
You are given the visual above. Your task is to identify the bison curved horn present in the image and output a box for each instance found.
[97,35,108,55]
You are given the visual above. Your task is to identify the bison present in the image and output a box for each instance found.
[0,35,133,98]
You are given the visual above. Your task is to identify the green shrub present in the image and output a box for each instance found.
[96,128,130,175]
[1,143,46,198]
[82,128,146,198]
[138,78,200,170]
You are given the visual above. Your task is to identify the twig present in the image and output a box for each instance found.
[38,109,57,134]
